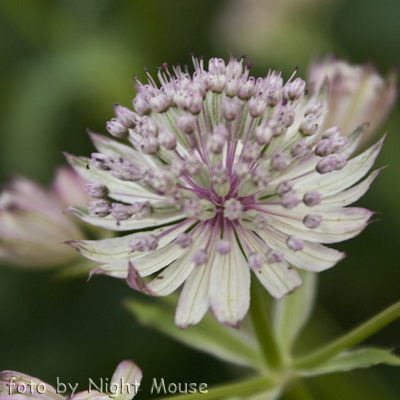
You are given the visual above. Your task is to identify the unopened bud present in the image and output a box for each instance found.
[303,191,322,207]
[89,199,111,217]
[176,233,193,248]
[271,150,290,171]
[266,249,284,263]
[303,214,322,229]
[84,182,109,198]
[284,78,306,99]
[159,128,177,150]
[129,234,158,252]
[111,203,134,221]
[248,252,264,269]
[322,126,341,139]
[300,113,319,136]
[331,137,349,154]
[216,239,231,255]
[140,136,160,155]
[281,192,300,209]
[192,249,208,266]
[114,103,138,128]
[304,101,324,117]
[107,118,129,138]
[286,235,304,251]
[91,153,112,170]
[176,113,196,134]
[220,98,240,121]
[315,139,334,157]
[224,199,243,220]
[291,139,312,159]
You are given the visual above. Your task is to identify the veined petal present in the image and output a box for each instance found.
[110,360,142,400]
[257,228,345,272]
[269,207,374,244]
[0,371,61,400]
[320,168,383,207]
[65,154,164,204]
[67,222,191,262]
[293,136,384,197]
[68,206,184,231]
[92,240,191,279]
[340,123,367,159]
[147,225,209,295]
[210,228,250,327]
[175,236,219,328]
[241,229,302,299]
[89,132,156,168]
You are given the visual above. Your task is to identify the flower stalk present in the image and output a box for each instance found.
[250,274,283,370]
[293,300,400,369]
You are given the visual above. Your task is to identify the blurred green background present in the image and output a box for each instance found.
[1,0,400,398]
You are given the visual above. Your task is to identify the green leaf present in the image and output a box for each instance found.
[274,270,317,355]
[124,297,266,373]
[298,347,400,376]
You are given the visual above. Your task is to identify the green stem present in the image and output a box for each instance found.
[249,274,283,370]
[281,380,314,400]
[155,376,276,400]
[293,300,400,369]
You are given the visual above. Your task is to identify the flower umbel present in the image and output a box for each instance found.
[308,55,397,149]
[0,167,89,268]
[67,56,383,328]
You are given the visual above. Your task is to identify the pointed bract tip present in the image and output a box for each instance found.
[88,267,104,282]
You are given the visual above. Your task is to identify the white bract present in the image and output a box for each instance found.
[0,360,142,400]
[308,55,397,148]
[0,167,89,268]
[66,56,384,328]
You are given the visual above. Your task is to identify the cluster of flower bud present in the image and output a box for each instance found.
[223,199,244,220]
[106,104,138,138]
[131,57,301,127]
[88,199,152,221]
[247,246,286,269]
[111,202,152,221]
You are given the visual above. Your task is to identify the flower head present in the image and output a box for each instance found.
[308,55,397,149]
[67,56,384,328]
[0,167,90,268]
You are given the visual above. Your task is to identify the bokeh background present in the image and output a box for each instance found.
[1,0,400,398]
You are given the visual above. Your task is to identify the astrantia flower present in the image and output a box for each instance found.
[0,167,90,268]
[66,56,384,328]
[0,360,142,400]
[308,55,397,148]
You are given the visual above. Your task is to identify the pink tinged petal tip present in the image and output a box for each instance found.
[127,262,158,296]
